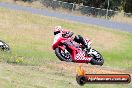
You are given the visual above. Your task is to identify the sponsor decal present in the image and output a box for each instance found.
[76,66,131,85]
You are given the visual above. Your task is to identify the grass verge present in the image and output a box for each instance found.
[0,7,132,68]
[0,7,132,88]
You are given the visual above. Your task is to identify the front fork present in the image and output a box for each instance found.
[87,49,98,58]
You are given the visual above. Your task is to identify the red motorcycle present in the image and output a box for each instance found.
[52,33,104,66]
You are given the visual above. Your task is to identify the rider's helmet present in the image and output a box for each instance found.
[54,26,63,35]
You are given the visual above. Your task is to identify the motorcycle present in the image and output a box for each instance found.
[0,40,11,52]
[52,33,104,66]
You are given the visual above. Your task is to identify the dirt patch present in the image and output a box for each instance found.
[46,61,132,77]
[4,61,131,77]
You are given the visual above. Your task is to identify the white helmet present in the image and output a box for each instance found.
[54,26,63,35]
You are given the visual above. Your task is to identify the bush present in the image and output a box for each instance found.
[14,0,33,2]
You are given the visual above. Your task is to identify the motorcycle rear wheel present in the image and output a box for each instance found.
[55,47,72,62]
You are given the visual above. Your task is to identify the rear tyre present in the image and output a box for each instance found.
[90,49,104,66]
[0,40,11,52]
[55,48,72,62]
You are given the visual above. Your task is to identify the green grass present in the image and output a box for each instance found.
[0,7,132,68]
[0,7,132,88]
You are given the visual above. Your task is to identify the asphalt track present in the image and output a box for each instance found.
[0,2,132,32]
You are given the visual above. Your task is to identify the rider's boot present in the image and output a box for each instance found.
[83,40,91,56]
[84,48,91,56]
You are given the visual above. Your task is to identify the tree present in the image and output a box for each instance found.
[82,0,105,8]
[124,0,132,13]
[59,0,82,3]
[58,0,132,12]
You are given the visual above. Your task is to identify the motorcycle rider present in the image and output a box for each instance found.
[53,26,91,55]
[54,26,73,38]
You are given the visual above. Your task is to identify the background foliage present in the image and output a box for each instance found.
[58,0,132,13]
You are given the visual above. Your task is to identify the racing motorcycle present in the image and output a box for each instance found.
[52,33,104,66]
[0,40,11,52]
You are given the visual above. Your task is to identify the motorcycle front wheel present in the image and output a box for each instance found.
[55,47,72,62]
[0,40,11,52]
[90,49,104,66]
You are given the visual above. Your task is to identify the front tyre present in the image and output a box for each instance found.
[0,40,11,52]
[55,48,72,62]
[90,49,104,66]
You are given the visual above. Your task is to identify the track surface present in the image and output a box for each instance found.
[0,2,132,32]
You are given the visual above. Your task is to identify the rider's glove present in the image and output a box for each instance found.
[62,32,74,38]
